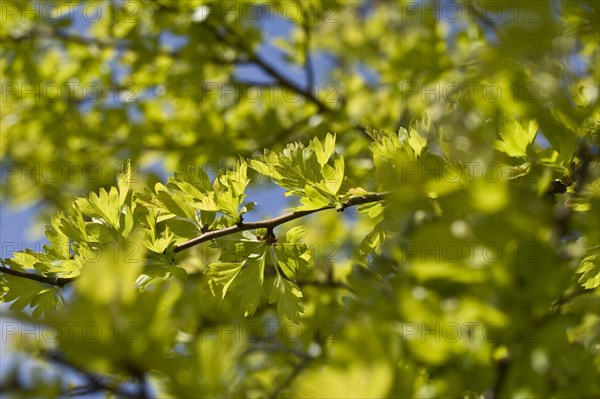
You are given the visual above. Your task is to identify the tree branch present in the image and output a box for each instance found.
[298,279,355,292]
[488,353,510,399]
[300,4,316,90]
[204,22,334,113]
[173,192,389,253]
[553,140,595,238]
[45,350,143,398]
[463,1,500,34]
[0,192,388,286]
[0,264,75,287]
[550,285,590,313]
[268,356,311,399]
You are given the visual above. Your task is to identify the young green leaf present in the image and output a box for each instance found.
[206,262,244,299]
[268,274,304,323]
[233,254,266,317]
[495,119,538,157]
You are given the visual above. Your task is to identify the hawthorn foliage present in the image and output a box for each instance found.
[1,1,599,398]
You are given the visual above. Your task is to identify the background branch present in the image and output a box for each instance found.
[45,350,143,398]
[268,356,311,399]
[204,21,334,113]
[300,3,316,90]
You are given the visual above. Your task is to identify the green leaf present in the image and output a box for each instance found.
[164,218,201,241]
[240,201,256,215]
[206,262,244,299]
[322,153,345,195]
[120,204,136,237]
[47,217,71,259]
[248,136,346,209]
[212,161,250,219]
[284,226,307,243]
[357,202,384,220]
[273,243,309,278]
[144,226,175,253]
[577,254,600,289]
[174,166,213,194]
[233,254,266,317]
[268,274,304,323]
[365,126,384,142]
[298,184,333,211]
[2,275,62,318]
[309,133,336,167]
[155,183,196,221]
[55,208,88,243]
[495,119,538,157]
[76,187,121,230]
[117,160,132,207]
[408,126,427,158]
[359,225,386,256]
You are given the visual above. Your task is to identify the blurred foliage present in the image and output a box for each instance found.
[1,0,599,398]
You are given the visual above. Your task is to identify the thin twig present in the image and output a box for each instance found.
[554,141,594,238]
[268,357,311,399]
[300,4,316,90]
[0,192,388,285]
[204,21,334,113]
[45,350,142,398]
[173,192,389,253]
[550,285,591,314]
[463,1,500,34]
[488,353,510,399]
[242,342,311,360]
[297,279,354,292]
[0,264,75,287]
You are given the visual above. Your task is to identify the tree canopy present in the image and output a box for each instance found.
[1,1,599,398]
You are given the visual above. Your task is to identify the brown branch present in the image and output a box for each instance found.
[173,192,389,253]
[550,285,591,314]
[462,1,500,34]
[45,350,143,398]
[488,352,511,399]
[554,140,594,238]
[1,192,388,286]
[268,356,311,399]
[0,265,76,287]
[298,279,354,292]
[203,21,334,113]
[299,3,316,90]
